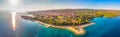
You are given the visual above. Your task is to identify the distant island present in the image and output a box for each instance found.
[21,9,120,35]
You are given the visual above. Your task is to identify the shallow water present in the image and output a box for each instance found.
[18,15,120,37]
[0,12,120,37]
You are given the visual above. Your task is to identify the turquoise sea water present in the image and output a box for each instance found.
[0,12,120,37]
[85,17,120,37]
[19,16,120,37]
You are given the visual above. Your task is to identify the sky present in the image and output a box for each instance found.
[0,0,120,12]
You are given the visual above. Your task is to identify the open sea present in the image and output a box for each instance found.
[0,12,120,37]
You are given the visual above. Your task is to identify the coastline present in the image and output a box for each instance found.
[21,9,120,36]
[36,21,95,35]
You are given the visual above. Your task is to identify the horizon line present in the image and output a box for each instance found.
[0,8,120,12]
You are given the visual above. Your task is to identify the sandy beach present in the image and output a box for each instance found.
[36,21,95,35]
